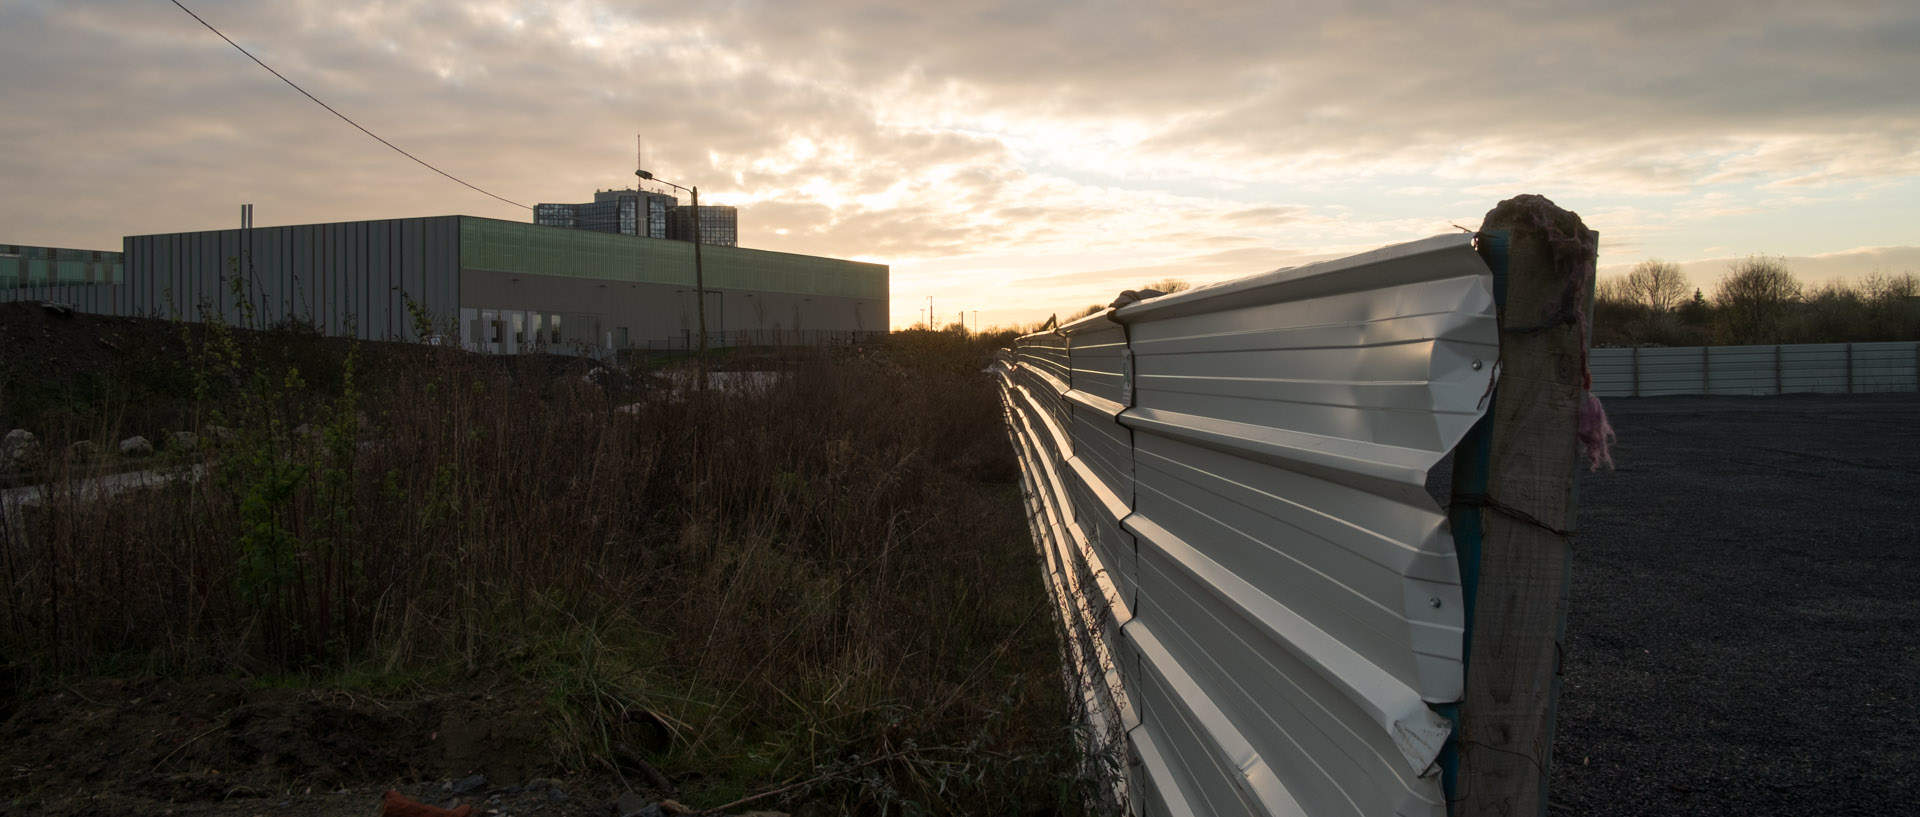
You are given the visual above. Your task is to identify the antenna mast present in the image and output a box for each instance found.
[635,133,647,192]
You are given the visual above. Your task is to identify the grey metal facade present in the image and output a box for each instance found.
[998,234,1500,817]
[123,217,463,341]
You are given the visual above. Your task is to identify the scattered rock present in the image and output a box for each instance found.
[120,435,154,457]
[615,403,644,416]
[3,429,40,466]
[449,773,487,795]
[68,440,98,461]
[204,425,236,443]
[170,431,199,453]
[613,790,663,817]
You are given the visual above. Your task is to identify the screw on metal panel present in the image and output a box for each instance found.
[1471,359,1484,370]
[1429,597,1443,608]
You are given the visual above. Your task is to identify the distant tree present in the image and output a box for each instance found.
[1861,270,1919,304]
[1678,287,1710,328]
[1066,303,1105,320]
[1592,273,1705,347]
[1860,271,1920,340]
[1800,280,1869,343]
[1142,277,1192,295]
[1713,256,1801,345]
[1589,277,1640,346]
[1595,276,1632,305]
[1624,260,1689,313]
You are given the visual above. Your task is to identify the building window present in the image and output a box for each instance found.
[482,310,501,343]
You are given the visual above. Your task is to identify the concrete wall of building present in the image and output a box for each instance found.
[123,217,463,341]
[458,268,883,352]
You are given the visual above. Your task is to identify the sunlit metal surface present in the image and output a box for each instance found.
[996,234,1499,817]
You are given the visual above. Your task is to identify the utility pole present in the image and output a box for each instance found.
[636,165,707,390]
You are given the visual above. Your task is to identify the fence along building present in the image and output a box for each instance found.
[120,216,886,352]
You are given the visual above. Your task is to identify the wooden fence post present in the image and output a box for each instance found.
[1450,194,1593,817]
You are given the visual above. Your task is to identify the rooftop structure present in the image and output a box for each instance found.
[534,188,738,247]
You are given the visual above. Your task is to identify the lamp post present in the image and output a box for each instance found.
[637,168,706,384]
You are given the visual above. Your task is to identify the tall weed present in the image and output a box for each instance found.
[0,324,1098,813]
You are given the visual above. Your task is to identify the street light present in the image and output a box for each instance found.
[637,168,707,381]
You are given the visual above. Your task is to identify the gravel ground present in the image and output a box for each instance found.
[1550,392,1920,816]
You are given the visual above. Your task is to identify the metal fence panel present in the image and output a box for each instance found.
[1590,342,1919,397]
[1855,342,1920,391]
[1707,346,1775,395]
[996,233,1498,816]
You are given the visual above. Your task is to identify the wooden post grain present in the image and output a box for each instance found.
[1452,195,1593,817]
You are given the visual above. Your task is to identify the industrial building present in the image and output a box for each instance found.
[7,216,885,353]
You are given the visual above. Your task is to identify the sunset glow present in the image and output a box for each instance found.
[2,0,1915,330]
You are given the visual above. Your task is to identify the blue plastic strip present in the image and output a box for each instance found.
[1433,229,1508,815]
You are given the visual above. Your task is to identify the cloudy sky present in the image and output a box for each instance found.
[3,0,1916,329]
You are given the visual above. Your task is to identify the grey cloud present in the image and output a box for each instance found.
[0,0,1913,275]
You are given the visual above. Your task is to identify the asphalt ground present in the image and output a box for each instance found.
[1549,392,1920,816]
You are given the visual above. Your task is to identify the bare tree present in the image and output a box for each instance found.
[1142,277,1193,294]
[1861,270,1920,304]
[1595,276,1633,305]
[1624,260,1689,312]
[1713,256,1801,344]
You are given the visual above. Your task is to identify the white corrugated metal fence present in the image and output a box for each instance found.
[996,234,1501,816]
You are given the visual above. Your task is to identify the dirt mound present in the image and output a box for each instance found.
[0,677,556,809]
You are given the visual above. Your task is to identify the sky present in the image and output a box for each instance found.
[2,0,1916,330]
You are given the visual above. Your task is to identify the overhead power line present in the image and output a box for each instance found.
[168,0,531,211]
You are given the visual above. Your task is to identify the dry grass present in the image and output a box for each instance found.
[0,325,1097,814]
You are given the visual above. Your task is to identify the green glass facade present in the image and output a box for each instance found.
[458,218,886,301]
[0,244,123,289]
